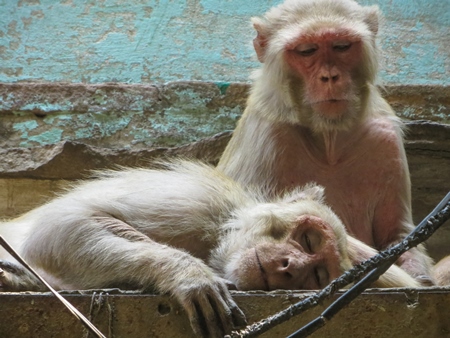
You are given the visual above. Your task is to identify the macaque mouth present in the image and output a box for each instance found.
[255,249,270,291]
[312,99,346,104]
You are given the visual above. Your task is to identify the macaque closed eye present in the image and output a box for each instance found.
[315,266,329,288]
[300,230,321,253]
[332,41,352,51]
[302,232,330,288]
[304,233,313,253]
[295,43,319,56]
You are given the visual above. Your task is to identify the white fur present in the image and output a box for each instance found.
[0,159,419,303]
[0,160,353,292]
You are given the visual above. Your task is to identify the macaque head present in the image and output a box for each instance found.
[214,185,354,291]
[252,0,380,132]
[236,215,344,290]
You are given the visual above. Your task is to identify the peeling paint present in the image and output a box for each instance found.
[0,82,249,148]
[215,82,230,95]
[1,82,447,150]
[21,102,72,112]
[0,0,447,85]
[12,120,38,134]
[25,128,64,146]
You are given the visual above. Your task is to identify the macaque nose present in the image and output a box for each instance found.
[320,67,340,83]
[271,256,310,288]
[320,73,340,83]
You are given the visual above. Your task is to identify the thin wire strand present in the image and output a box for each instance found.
[0,236,107,338]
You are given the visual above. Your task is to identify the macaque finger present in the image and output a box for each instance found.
[221,278,238,290]
[182,278,246,338]
[186,307,205,338]
[198,287,236,337]
[207,291,236,336]
[227,299,247,329]
[200,295,229,338]
[217,282,247,327]
[185,296,226,338]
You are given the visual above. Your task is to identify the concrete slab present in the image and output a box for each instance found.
[1,288,449,338]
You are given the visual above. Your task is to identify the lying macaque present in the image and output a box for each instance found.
[0,160,418,337]
[217,0,434,283]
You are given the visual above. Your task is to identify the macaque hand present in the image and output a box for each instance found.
[172,274,246,338]
[415,275,435,287]
[397,251,436,286]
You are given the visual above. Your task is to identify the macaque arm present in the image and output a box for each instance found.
[218,112,281,195]
[372,134,433,282]
[14,216,246,337]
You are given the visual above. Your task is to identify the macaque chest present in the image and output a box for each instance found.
[276,127,398,245]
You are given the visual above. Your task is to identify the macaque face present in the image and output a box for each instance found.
[235,215,342,291]
[284,28,363,122]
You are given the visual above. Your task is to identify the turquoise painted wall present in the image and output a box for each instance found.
[0,0,449,85]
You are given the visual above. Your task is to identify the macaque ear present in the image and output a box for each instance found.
[363,6,380,35]
[283,184,325,203]
[251,17,269,63]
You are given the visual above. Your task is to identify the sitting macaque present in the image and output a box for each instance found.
[0,160,418,337]
[218,0,434,283]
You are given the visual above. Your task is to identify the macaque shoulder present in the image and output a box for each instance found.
[361,116,405,160]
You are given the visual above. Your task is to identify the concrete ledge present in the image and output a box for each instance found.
[0,120,448,180]
[1,288,449,338]
[0,131,231,179]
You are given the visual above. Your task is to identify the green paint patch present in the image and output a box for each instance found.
[27,128,64,146]
[13,120,39,134]
[75,127,95,139]
[13,120,39,132]
[215,82,230,95]
[129,128,152,146]
[21,103,72,112]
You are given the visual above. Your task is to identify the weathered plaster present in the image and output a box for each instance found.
[0,82,250,148]
[0,82,447,150]
[0,0,448,85]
